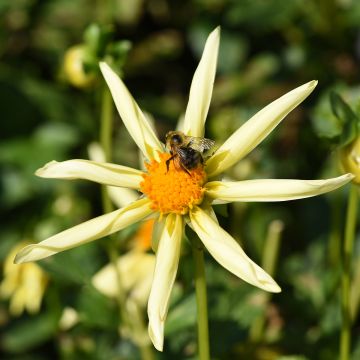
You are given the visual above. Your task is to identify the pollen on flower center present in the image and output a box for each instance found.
[140,152,207,215]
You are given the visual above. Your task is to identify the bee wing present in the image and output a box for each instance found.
[177,147,190,162]
[188,137,215,152]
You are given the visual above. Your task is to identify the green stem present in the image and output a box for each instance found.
[340,184,358,360]
[249,220,283,343]
[192,240,210,360]
[139,344,154,360]
[350,255,360,322]
[100,87,113,163]
[329,195,342,267]
[99,85,125,308]
[99,85,128,330]
[100,86,114,214]
[99,85,153,360]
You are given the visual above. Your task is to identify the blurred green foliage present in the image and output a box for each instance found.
[1,0,360,359]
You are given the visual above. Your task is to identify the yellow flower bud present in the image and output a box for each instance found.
[340,137,360,184]
[63,45,96,89]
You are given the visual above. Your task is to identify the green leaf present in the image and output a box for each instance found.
[39,242,101,285]
[2,311,60,353]
[77,286,118,329]
[330,91,359,147]
[84,23,114,58]
[165,293,196,335]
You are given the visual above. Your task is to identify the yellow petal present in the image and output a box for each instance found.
[14,198,153,264]
[151,217,165,252]
[206,80,318,177]
[206,174,354,202]
[148,214,183,351]
[36,160,143,190]
[182,27,220,137]
[100,62,164,160]
[190,207,281,293]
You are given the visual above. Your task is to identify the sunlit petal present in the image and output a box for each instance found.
[190,207,281,293]
[206,80,318,177]
[182,27,220,137]
[151,217,165,253]
[148,214,183,351]
[206,174,354,202]
[100,62,164,160]
[14,198,153,264]
[36,159,143,189]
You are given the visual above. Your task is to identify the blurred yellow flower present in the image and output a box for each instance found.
[92,220,155,346]
[1,242,48,316]
[340,136,360,184]
[15,27,353,350]
[63,45,96,89]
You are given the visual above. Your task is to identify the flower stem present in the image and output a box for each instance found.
[328,194,342,267]
[100,86,114,213]
[99,85,126,312]
[350,255,360,322]
[340,184,358,360]
[249,220,283,342]
[192,239,210,360]
[99,84,153,360]
[99,85,128,331]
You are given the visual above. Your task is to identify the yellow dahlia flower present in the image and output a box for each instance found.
[15,27,353,351]
[2,242,48,316]
[92,220,155,346]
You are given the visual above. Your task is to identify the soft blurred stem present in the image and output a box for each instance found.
[100,84,153,360]
[340,184,358,360]
[100,87,114,213]
[328,195,342,267]
[139,343,154,360]
[97,0,115,23]
[262,220,283,276]
[99,85,125,313]
[130,303,154,360]
[100,87,113,162]
[192,237,210,360]
[249,220,283,343]
[350,255,360,322]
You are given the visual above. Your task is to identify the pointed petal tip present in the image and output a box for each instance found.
[99,61,109,72]
[99,62,117,80]
[266,282,282,293]
[148,322,164,351]
[297,79,318,94]
[332,173,355,185]
[13,254,21,264]
[345,173,355,180]
[207,26,220,46]
[211,25,221,37]
[13,245,32,264]
[35,160,57,177]
[307,79,318,89]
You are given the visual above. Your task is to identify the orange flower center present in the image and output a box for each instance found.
[140,152,207,215]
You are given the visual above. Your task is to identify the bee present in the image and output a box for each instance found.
[165,131,215,174]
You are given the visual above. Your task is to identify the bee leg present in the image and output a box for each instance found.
[180,163,191,175]
[166,155,175,172]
